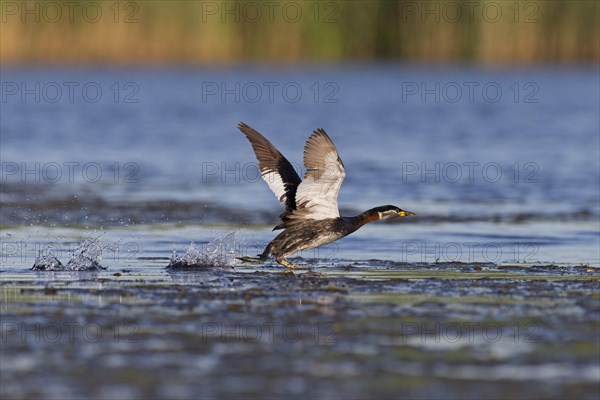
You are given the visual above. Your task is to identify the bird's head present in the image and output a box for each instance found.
[374,205,416,220]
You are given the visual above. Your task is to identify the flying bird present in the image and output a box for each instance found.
[237,122,415,268]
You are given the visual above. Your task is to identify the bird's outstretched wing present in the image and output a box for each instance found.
[238,122,302,214]
[280,129,346,227]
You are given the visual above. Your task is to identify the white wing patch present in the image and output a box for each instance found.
[290,130,346,221]
[262,171,287,204]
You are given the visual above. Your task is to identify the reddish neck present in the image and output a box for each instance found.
[354,208,381,227]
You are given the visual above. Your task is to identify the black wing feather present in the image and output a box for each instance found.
[238,122,302,215]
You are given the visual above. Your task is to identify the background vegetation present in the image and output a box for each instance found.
[1,0,598,65]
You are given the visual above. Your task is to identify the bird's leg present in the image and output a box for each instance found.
[277,258,302,269]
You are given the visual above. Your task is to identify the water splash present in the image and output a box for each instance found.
[65,237,106,270]
[168,232,238,269]
[32,252,64,271]
[32,236,107,271]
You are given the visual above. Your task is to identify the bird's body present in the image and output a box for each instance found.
[256,216,369,262]
[237,123,414,268]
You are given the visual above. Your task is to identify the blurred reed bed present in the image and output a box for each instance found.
[1,0,598,65]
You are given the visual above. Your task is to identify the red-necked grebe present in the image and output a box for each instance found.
[237,122,415,268]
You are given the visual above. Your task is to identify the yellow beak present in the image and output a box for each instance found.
[398,211,416,217]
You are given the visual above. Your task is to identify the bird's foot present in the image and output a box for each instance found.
[237,256,264,263]
[277,259,302,269]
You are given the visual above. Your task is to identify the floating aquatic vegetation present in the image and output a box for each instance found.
[31,236,107,271]
[168,232,238,269]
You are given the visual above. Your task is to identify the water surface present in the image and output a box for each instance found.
[2,65,599,266]
[1,65,599,399]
